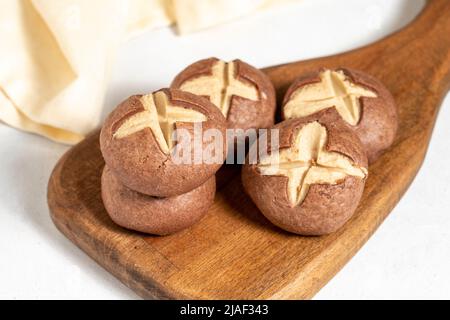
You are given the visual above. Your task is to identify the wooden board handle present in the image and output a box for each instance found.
[399,0,450,94]
[264,0,450,100]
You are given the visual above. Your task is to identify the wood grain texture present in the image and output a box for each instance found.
[47,0,450,299]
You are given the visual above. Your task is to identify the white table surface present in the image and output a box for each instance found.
[1,0,449,300]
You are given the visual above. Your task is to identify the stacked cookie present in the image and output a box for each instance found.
[100,59,277,235]
[100,89,227,235]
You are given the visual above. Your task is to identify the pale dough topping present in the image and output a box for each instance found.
[179,60,259,118]
[258,121,367,207]
[114,91,207,154]
[284,70,377,126]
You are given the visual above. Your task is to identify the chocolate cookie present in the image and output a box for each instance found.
[101,166,216,235]
[100,89,227,197]
[282,68,397,163]
[171,57,276,132]
[242,109,368,236]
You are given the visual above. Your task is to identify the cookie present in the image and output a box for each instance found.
[242,109,368,235]
[101,166,216,235]
[282,68,397,163]
[100,88,227,197]
[171,57,276,133]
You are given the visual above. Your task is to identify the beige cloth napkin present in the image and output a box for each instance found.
[0,0,295,144]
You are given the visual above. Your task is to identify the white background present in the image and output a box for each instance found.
[1,0,449,299]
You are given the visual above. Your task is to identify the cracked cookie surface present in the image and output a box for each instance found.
[258,121,367,207]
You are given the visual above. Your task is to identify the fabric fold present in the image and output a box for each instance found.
[0,0,298,144]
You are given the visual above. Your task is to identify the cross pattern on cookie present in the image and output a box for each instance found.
[114,92,207,154]
[258,121,367,207]
[284,70,377,126]
[179,60,259,118]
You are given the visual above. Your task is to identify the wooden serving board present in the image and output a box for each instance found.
[48,0,450,299]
